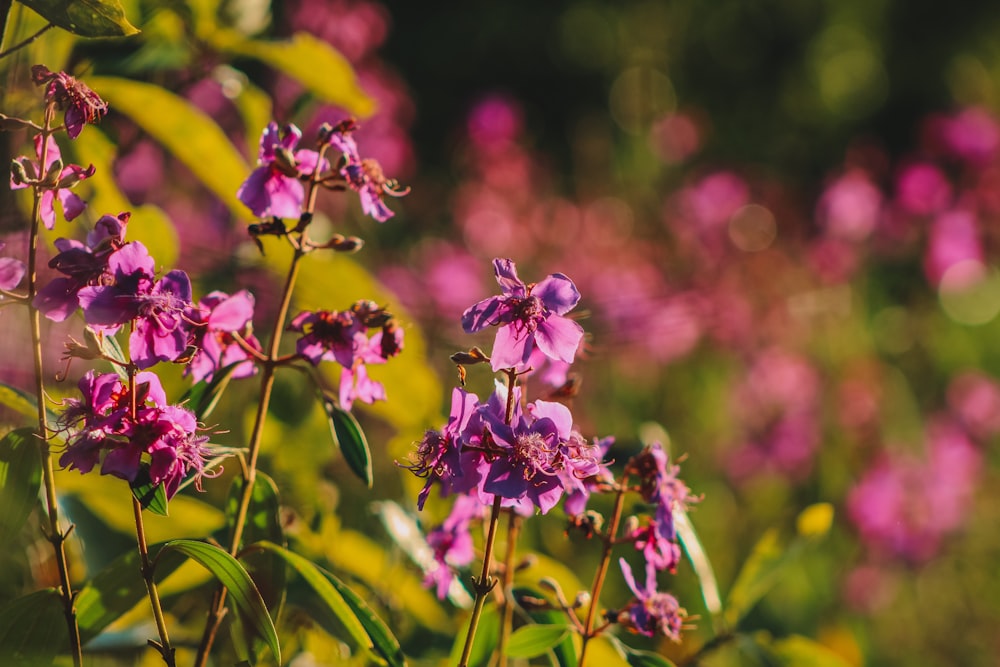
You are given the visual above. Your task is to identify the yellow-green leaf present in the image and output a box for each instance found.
[0,428,42,542]
[18,0,139,37]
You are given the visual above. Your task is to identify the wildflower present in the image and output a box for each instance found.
[462,258,584,371]
[34,212,128,321]
[289,308,366,367]
[617,558,687,641]
[10,134,94,229]
[186,290,261,384]
[405,387,483,510]
[628,519,682,573]
[77,241,195,369]
[324,119,407,222]
[31,65,108,139]
[238,122,327,219]
[629,442,694,552]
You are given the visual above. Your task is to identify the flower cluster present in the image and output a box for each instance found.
[288,300,403,410]
[58,370,211,498]
[405,257,695,644]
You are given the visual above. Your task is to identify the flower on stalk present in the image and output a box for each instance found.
[34,212,128,321]
[0,242,26,291]
[186,290,261,384]
[404,387,483,510]
[462,258,584,371]
[58,370,212,498]
[288,302,403,410]
[323,119,408,222]
[476,386,602,514]
[630,441,694,551]
[627,519,682,573]
[77,241,195,369]
[10,134,94,229]
[31,65,108,139]
[238,122,327,220]
[616,558,687,641]
[423,494,483,599]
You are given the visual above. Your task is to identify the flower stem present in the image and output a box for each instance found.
[193,243,304,667]
[131,495,176,666]
[496,511,522,667]
[457,494,504,667]
[26,112,83,667]
[578,474,629,667]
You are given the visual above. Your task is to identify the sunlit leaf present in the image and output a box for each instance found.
[0,589,67,665]
[506,624,571,659]
[210,31,374,118]
[766,634,854,667]
[796,503,834,539]
[514,588,576,667]
[94,328,129,380]
[607,634,677,667]
[0,428,42,541]
[676,507,723,633]
[320,395,373,487]
[85,77,252,222]
[129,464,168,516]
[75,544,186,643]
[181,361,244,421]
[161,539,279,663]
[249,540,405,666]
[0,382,53,425]
[18,0,139,37]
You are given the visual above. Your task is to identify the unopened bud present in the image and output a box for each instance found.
[63,335,102,360]
[573,592,591,609]
[623,515,640,535]
[41,158,64,186]
[450,347,490,365]
[273,147,298,176]
[56,164,95,190]
[10,159,30,186]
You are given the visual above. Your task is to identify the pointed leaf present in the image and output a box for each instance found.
[320,565,407,667]
[211,31,374,117]
[506,624,571,659]
[85,77,252,222]
[162,539,279,664]
[0,428,42,541]
[181,361,243,420]
[607,635,678,667]
[76,544,187,643]
[0,589,67,665]
[94,329,129,380]
[18,0,139,37]
[514,588,576,667]
[130,464,168,516]
[321,395,373,487]
[0,381,56,425]
[676,508,723,633]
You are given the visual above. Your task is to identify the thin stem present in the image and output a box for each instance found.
[496,511,522,667]
[0,21,54,60]
[578,474,629,667]
[458,495,504,667]
[26,109,83,667]
[194,142,330,667]
[132,496,176,666]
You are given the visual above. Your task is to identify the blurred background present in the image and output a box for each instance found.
[5,0,1000,665]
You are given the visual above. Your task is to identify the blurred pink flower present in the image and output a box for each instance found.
[939,107,1000,166]
[650,111,701,164]
[923,208,983,287]
[894,162,952,217]
[947,371,1000,440]
[816,169,883,241]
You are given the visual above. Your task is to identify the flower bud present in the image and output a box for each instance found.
[10,159,31,186]
[41,157,64,187]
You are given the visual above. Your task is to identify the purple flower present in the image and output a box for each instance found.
[423,494,483,599]
[186,290,261,384]
[58,370,212,499]
[0,242,25,291]
[31,65,108,139]
[405,387,483,510]
[10,135,94,229]
[289,309,366,367]
[238,122,326,219]
[617,558,687,641]
[34,212,128,321]
[628,520,682,573]
[325,119,407,222]
[77,241,195,369]
[563,435,614,517]
[462,258,584,371]
[630,442,694,549]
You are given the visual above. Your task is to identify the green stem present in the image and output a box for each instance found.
[457,494,504,667]
[578,474,629,667]
[496,511,522,667]
[131,495,175,666]
[26,109,83,667]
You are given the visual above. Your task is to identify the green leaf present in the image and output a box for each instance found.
[162,539,279,664]
[75,544,187,643]
[18,0,139,37]
[514,588,576,667]
[93,328,129,380]
[607,635,677,667]
[0,589,67,665]
[320,395,373,487]
[676,508,723,633]
[181,361,243,421]
[210,31,374,118]
[249,540,406,666]
[85,77,253,222]
[130,464,168,516]
[506,624,571,659]
[0,382,47,425]
[0,428,42,541]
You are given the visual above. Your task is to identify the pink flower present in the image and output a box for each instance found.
[617,558,687,641]
[10,135,94,229]
[31,65,108,139]
[238,123,326,219]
